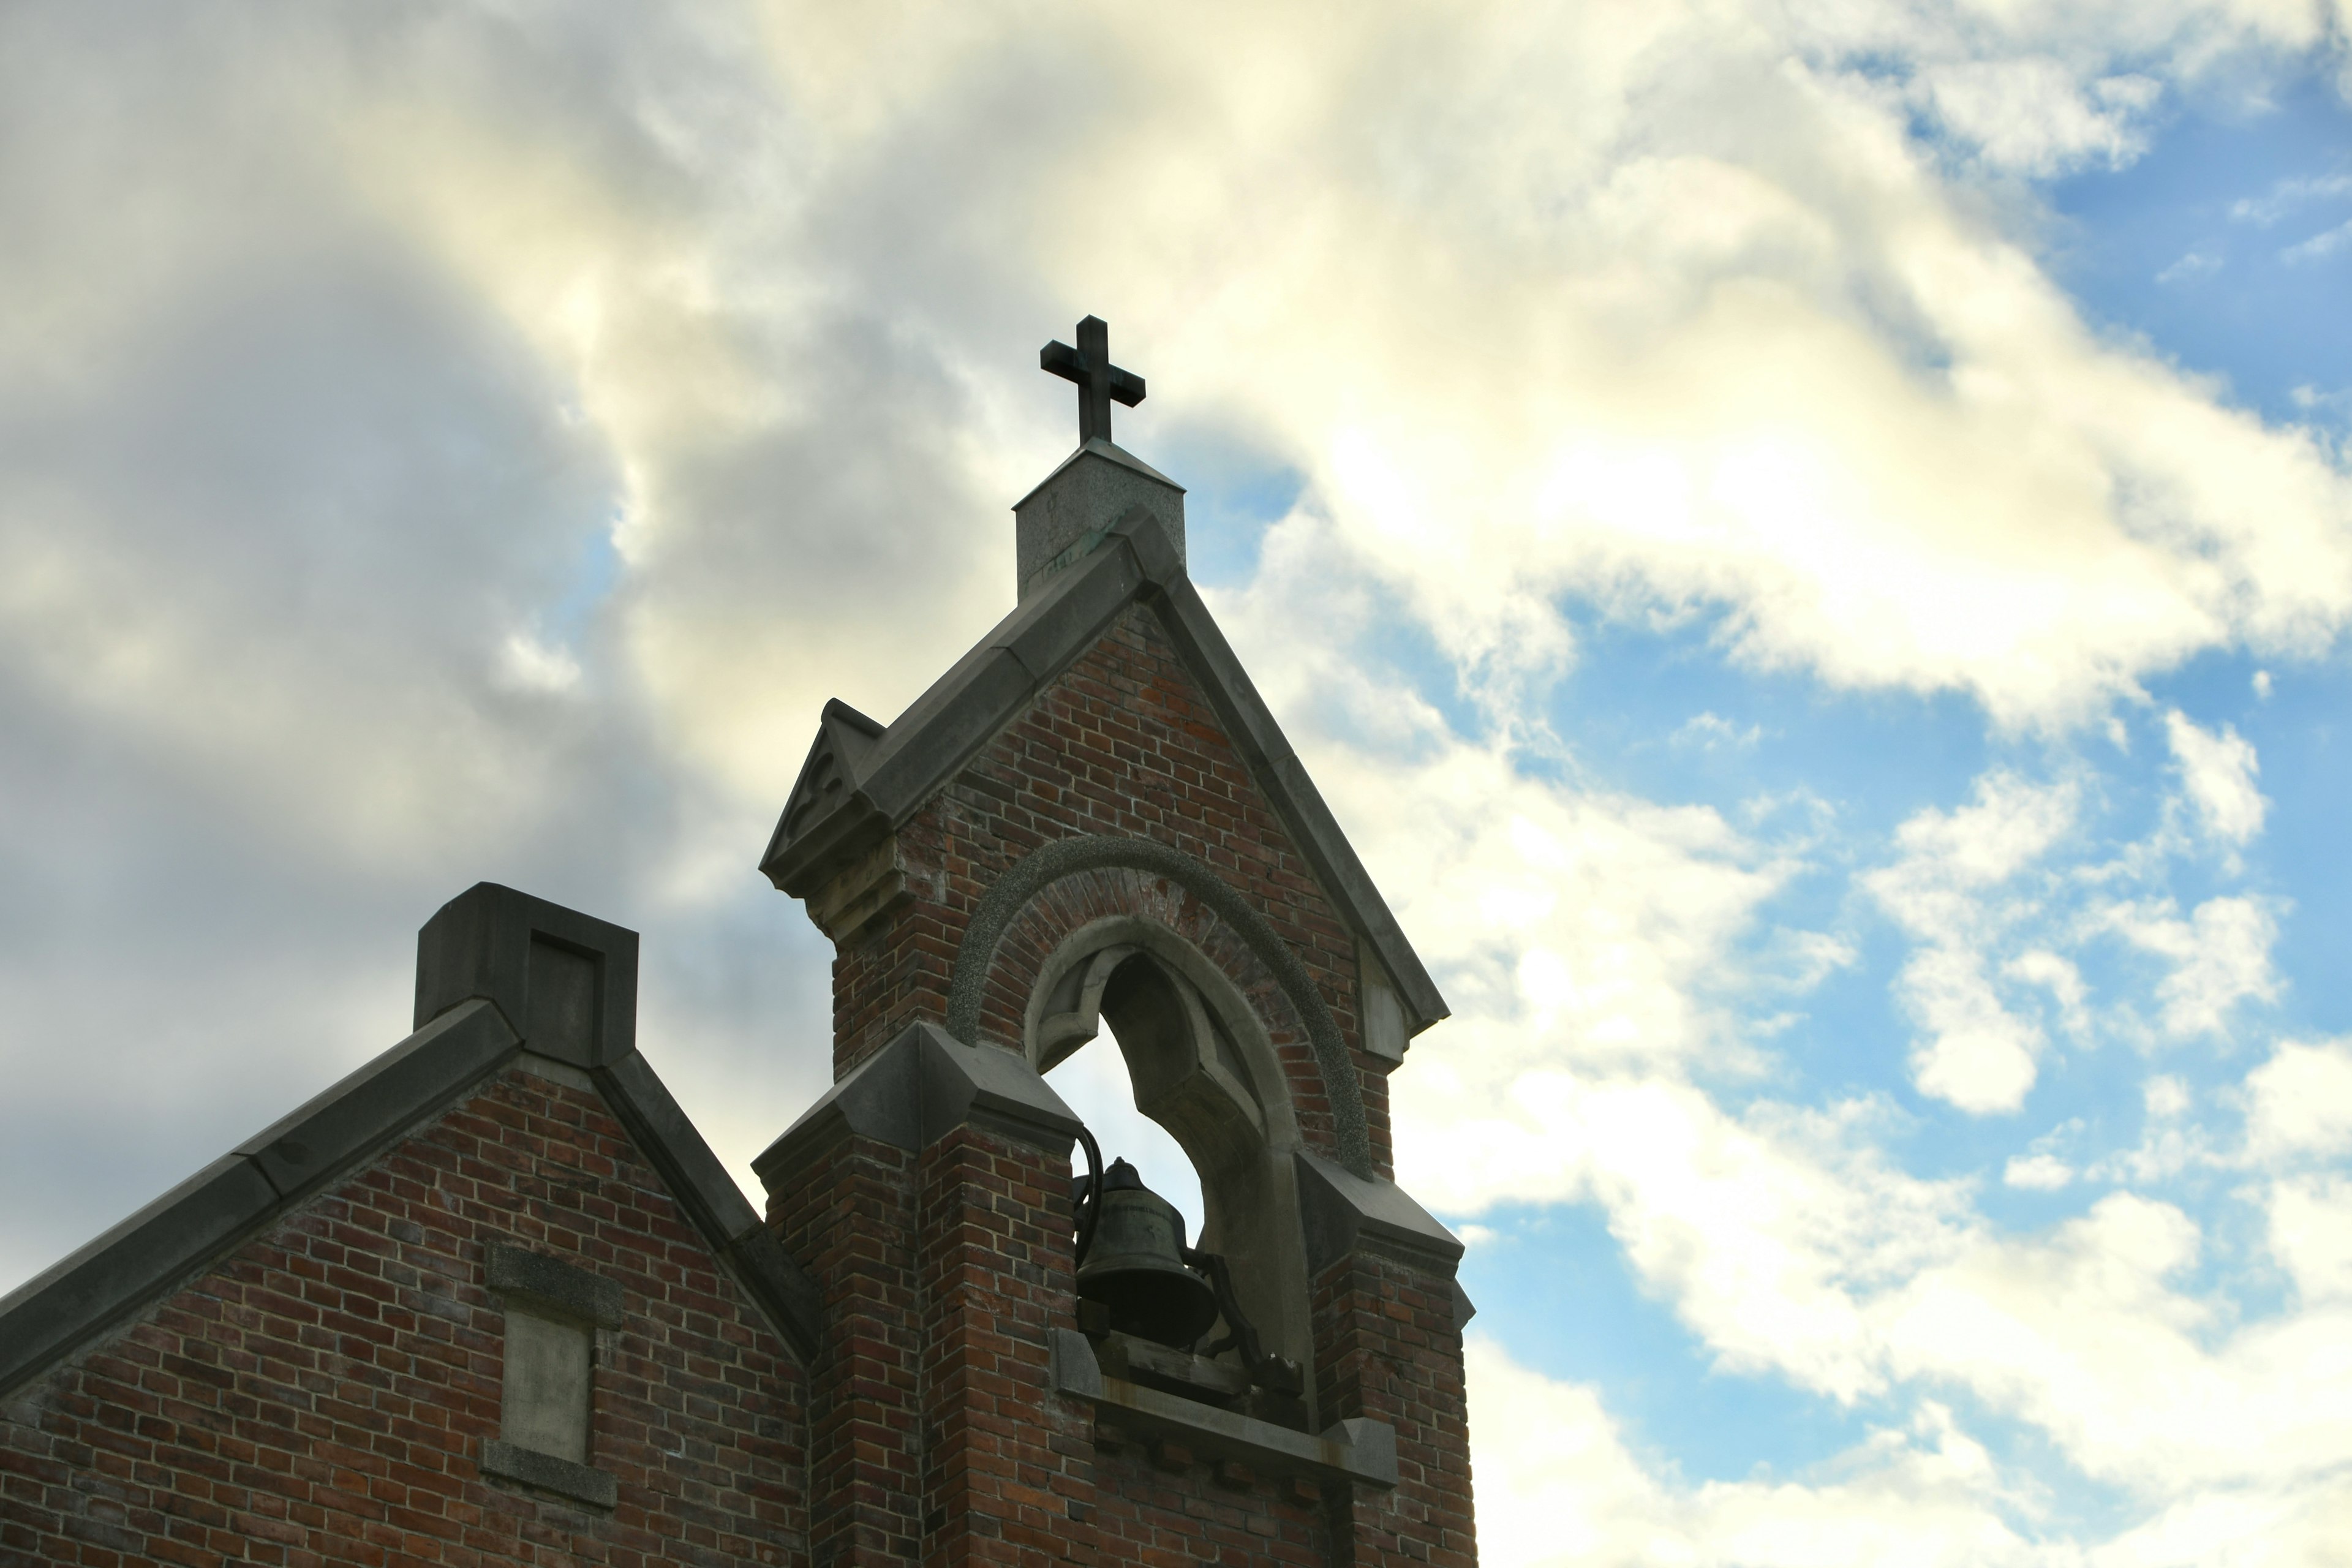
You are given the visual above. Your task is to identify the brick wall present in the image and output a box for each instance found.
[913,1129,1081,1568]
[769,1132,921,1568]
[767,1113,1092,1568]
[1085,1434,1332,1568]
[1313,1254,1476,1568]
[0,1063,807,1568]
[827,603,1399,1179]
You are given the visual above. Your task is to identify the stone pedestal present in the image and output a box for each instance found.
[1012,440,1185,601]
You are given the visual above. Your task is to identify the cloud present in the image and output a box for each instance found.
[1867,773,2079,1112]
[2280,216,2352,263]
[2005,1152,2076,1189]
[1466,1339,2039,1568]
[4,2,2352,1561]
[1914,61,2160,175]
[496,630,586,695]
[2154,249,2222,284]
[2163,709,2266,846]
[2266,1175,2352,1302]
[2102,895,2281,1041]
[2246,1039,2352,1161]
[2230,172,2352,227]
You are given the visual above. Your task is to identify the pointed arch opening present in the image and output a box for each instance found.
[1027,917,1314,1384]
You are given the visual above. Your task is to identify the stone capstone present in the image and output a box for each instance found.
[1012,439,1185,601]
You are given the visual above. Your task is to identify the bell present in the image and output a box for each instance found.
[1074,1158,1221,1348]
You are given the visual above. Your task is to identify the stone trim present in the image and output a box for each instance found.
[480,1439,619,1510]
[753,1020,1085,1187]
[944,834,1376,1177]
[0,1000,519,1400]
[1295,1149,1463,1275]
[1049,1329,1397,1490]
[486,1242,624,1329]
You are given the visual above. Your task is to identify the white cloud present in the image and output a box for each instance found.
[1901,950,2048,1112]
[1915,59,2160,175]
[2154,249,2222,284]
[2007,949,2090,1041]
[2005,1152,2075,1189]
[2163,710,2266,846]
[3,2,2351,1561]
[2281,216,2352,263]
[1672,710,1763,750]
[495,630,584,695]
[2231,173,2352,227]
[1466,1340,2040,1568]
[2246,1039,2352,1161]
[2266,1175,2352,1302]
[1868,774,2078,1112]
[2103,895,2280,1041]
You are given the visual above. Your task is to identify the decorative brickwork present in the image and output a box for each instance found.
[0,1063,806,1568]
[971,858,1347,1169]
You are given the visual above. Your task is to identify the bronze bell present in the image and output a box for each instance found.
[1074,1158,1220,1348]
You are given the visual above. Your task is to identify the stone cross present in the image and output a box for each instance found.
[1040,315,1145,446]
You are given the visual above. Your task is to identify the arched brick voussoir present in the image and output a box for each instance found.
[946,834,1373,1176]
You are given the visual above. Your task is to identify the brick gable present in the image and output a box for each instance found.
[826,604,1395,1178]
[1,1063,806,1568]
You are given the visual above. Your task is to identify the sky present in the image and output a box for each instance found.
[4,2,2352,1562]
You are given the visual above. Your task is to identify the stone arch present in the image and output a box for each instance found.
[1022,922,1314,1372]
[944,835,1371,1177]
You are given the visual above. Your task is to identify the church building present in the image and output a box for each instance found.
[0,318,1479,1568]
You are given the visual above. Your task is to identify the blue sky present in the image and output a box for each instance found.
[6,4,2352,1564]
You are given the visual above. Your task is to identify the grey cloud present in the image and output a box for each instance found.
[0,2,846,1291]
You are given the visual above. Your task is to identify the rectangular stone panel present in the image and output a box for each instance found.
[501,1305,592,1463]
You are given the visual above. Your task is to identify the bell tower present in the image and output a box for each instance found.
[754,317,1476,1568]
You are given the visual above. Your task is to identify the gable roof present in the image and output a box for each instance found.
[758,507,1450,1038]
[0,884,822,1398]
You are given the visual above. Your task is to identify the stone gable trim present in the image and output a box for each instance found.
[759,505,1448,1041]
[0,998,519,1400]
[944,833,1376,1177]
